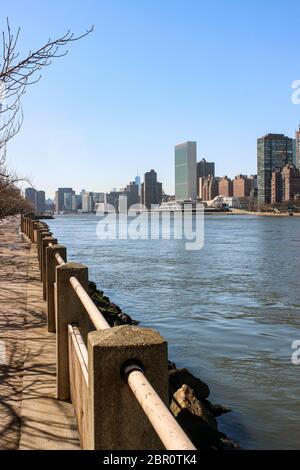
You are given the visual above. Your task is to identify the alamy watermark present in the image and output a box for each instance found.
[291,80,300,104]
[291,340,300,365]
[95,197,204,251]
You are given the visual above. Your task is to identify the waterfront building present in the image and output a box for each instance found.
[25,187,37,210]
[197,158,215,197]
[124,181,140,208]
[105,191,122,210]
[219,176,233,197]
[141,169,163,209]
[257,133,294,206]
[201,176,219,201]
[36,190,45,214]
[233,175,253,198]
[271,164,300,204]
[175,141,197,201]
[82,194,93,213]
[55,188,76,213]
[75,194,82,210]
[296,125,300,170]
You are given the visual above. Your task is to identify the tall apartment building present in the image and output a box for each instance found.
[36,190,45,214]
[25,187,37,209]
[296,125,300,170]
[233,175,253,198]
[197,158,215,197]
[219,176,233,197]
[124,181,140,208]
[25,187,46,213]
[82,194,93,213]
[257,133,294,206]
[271,164,300,204]
[175,142,197,201]
[141,169,163,209]
[55,188,75,213]
[201,176,219,201]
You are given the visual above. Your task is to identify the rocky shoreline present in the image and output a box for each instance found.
[88,281,238,450]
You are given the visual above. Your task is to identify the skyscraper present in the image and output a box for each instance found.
[257,134,294,206]
[196,158,215,197]
[124,181,140,208]
[55,188,75,213]
[36,190,46,214]
[175,141,197,201]
[140,169,163,209]
[25,187,37,210]
[296,125,300,170]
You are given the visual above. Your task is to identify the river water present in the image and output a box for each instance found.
[48,214,300,449]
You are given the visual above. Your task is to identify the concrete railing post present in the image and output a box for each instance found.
[38,231,51,276]
[30,219,35,241]
[56,262,93,401]
[46,244,67,333]
[36,224,48,257]
[87,325,169,450]
[41,237,57,300]
[32,221,39,243]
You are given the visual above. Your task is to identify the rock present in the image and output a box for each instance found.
[170,384,219,449]
[88,281,139,327]
[217,433,240,450]
[169,368,210,402]
[203,400,231,417]
[168,360,177,371]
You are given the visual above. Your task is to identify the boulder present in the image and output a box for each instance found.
[169,367,210,402]
[170,384,219,449]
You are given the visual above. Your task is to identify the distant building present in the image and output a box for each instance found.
[233,175,253,198]
[55,188,75,213]
[219,176,233,197]
[25,187,37,210]
[75,194,82,210]
[105,191,122,210]
[82,194,92,213]
[135,174,141,196]
[296,125,300,170]
[124,181,140,208]
[36,190,45,214]
[25,187,46,213]
[175,142,197,201]
[201,176,219,201]
[141,169,163,209]
[271,164,300,204]
[257,133,294,206]
[197,158,215,196]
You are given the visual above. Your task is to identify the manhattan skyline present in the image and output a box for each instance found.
[2,0,300,198]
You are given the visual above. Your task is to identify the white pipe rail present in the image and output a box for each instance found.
[46,234,196,450]
[55,252,66,266]
[69,276,110,330]
[124,364,196,451]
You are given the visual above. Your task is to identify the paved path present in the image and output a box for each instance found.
[0,217,80,450]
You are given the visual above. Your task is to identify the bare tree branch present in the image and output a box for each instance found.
[0,19,93,219]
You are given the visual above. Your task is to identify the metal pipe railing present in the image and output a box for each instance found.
[55,252,66,266]
[124,364,196,450]
[69,276,110,331]
[31,218,196,451]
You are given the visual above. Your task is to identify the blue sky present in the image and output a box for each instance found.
[2,0,300,198]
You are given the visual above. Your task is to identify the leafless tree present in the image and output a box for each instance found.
[0,19,93,218]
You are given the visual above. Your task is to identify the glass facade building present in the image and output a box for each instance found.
[257,134,294,206]
[296,125,300,170]
[175,142,197,201]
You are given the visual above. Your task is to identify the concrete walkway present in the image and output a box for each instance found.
[0,217,80,450]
